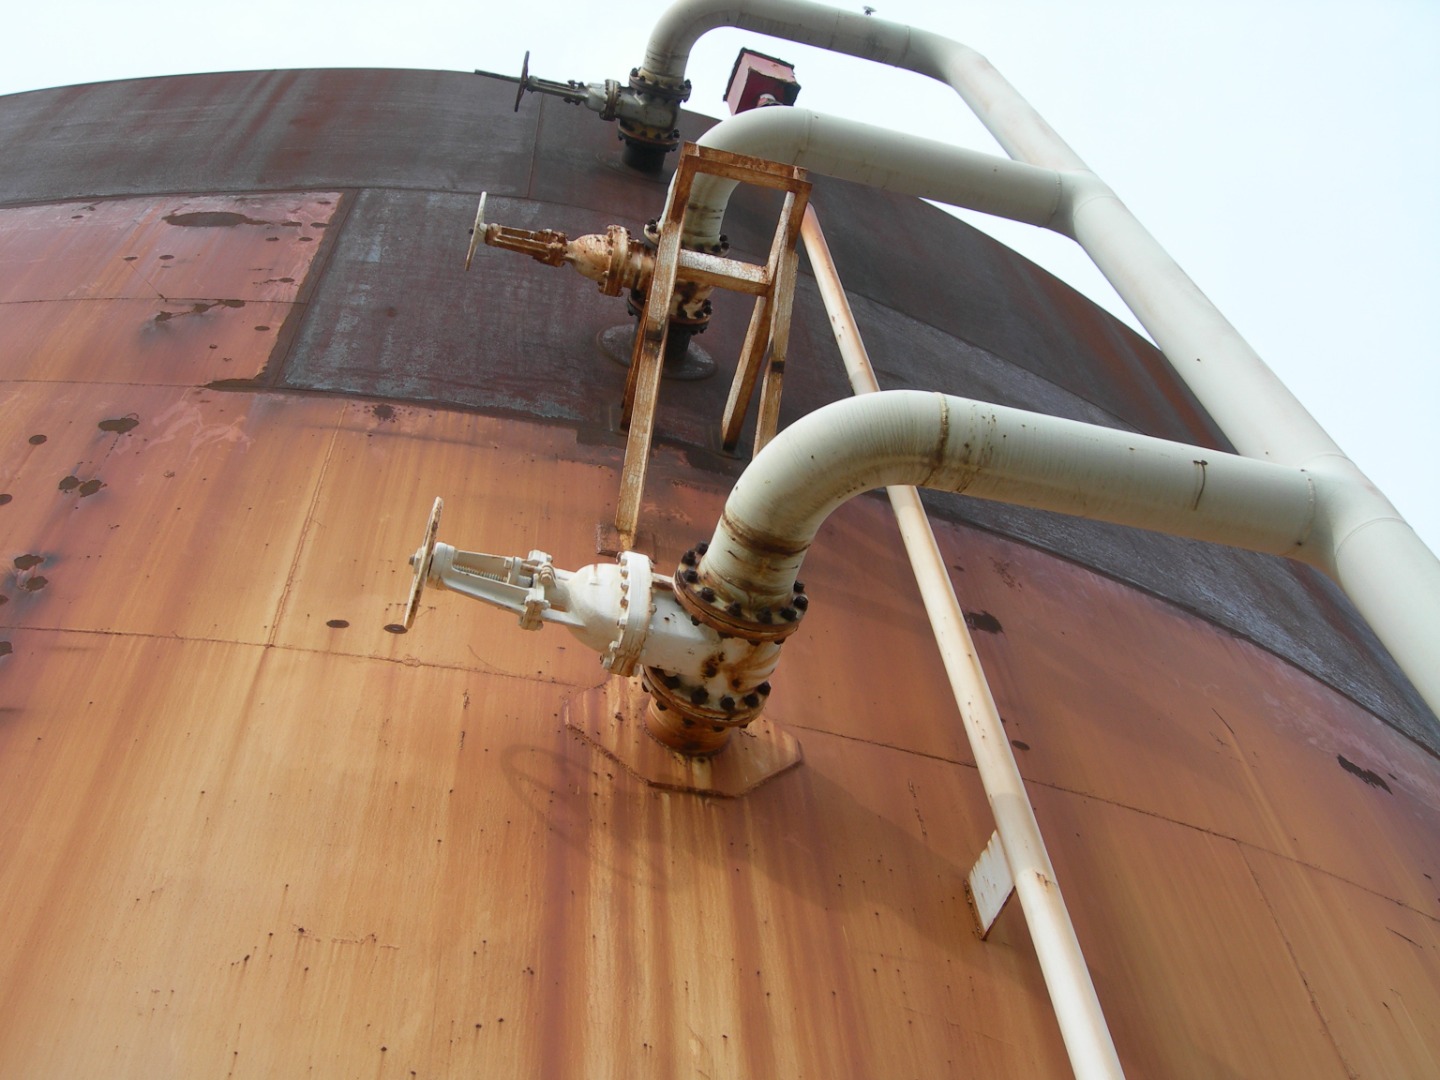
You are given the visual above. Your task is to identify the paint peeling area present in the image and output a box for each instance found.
[278,190,646,422]
[0,382,343,642]
[0,193,339,386]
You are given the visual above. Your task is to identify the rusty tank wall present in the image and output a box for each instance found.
[0,69,1437,1078]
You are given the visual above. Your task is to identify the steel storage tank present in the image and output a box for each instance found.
[1,45,1437,1080]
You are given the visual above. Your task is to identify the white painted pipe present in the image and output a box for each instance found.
[686,106,1440,718]
[802,207,1126,1080]
[642,0,1362,464]
[690,107,1329,459]
[700,382,1440,714]
[699,390,1317,611]
[641,1,1440,1064]
[1306,463,1440,715]
[683,107,1062,247]
[640,0,1089,168]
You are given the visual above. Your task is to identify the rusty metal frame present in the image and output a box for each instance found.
[615,143,811,548]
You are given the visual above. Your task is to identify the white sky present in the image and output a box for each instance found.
[3,1,1436,553]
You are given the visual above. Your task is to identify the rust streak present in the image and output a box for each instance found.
[265,414,344,647]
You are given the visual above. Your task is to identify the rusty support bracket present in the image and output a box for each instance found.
[750,244,799,454]
[614,143,811,547]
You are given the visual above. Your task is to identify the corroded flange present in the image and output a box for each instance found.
[672,543,809,643]
[641,665,770,754]
[617,67,690,154]
[563,677,801,798]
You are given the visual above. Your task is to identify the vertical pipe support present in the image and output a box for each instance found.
[801,206,1126,1080]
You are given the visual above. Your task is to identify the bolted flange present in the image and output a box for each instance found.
[672,541,808,643]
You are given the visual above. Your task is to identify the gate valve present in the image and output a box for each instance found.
[466,193,652,298]
[400,499,782,752]
[504,50,688,165]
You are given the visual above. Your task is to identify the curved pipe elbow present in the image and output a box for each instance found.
[1050,170,1116,240]
[1301,455,1440,716]
[643,0,928,85]
[689,107,1064,248]
[696,390,1318,609]
[641,0,1086,170]
[1303,454,1426,581]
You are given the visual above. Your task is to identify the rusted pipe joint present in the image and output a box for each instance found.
[566,225,652,297]
[641,653,775,755]
[482,218,654,300]
[634,221,718,330]
[672,278,713,325]
[642,665,762,752]
[672,543,807,643]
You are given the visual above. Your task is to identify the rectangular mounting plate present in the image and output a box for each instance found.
[967,829,1015,938]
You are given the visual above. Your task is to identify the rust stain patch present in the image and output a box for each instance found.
[0,192,341,389]
[564,676,802,797]
[990,558,1021,589]
[153,300,246,324]
[963,609,1004,634]
[163,211,275,228]
[1337,754,1392,793]
[57,477,104,497]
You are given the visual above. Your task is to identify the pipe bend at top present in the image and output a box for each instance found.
[695,389,1317,610]
[644,0,931,86]
[641,0,1086,168]
[687,107,1066,247]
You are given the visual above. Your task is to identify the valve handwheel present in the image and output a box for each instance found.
[403,496,444,630]
[464,192,488,271]
[513,50,531,113]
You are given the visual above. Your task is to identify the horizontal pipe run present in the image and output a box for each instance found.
[687,107,1061,246]
[684,110,1326,466]
[644,0,1355,467]
[687,105,1440,720]
[651,3,1347,468]
[689,107,1324,461]
[698,389,1317,610]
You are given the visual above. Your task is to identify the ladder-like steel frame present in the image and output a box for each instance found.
[615,143,811,548]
